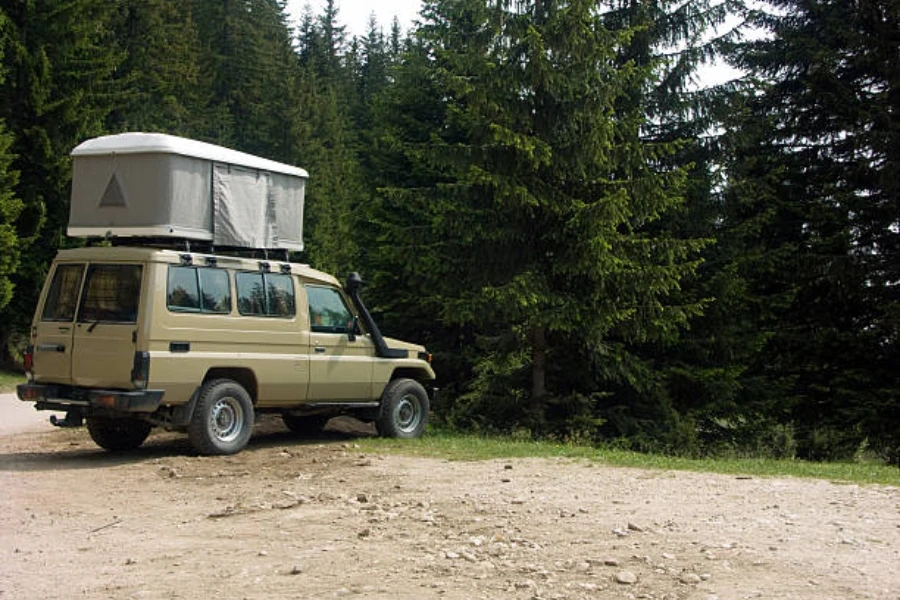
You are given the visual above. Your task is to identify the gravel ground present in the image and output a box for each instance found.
[1,410,898,600]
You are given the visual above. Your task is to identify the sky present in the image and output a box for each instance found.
[285,0,424,38]
[283,0,742,85]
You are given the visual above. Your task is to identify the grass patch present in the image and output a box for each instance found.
[0,369,23,393]
[359,429,900,487]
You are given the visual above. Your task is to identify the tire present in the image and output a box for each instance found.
[282,413,330,436]
[376,379,429,439]
[87,417,152,451]
[187,379,254,455]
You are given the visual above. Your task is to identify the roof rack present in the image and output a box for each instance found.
[104,237,294,262]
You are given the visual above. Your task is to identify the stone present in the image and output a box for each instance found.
[615,571,638,585]
[680,572,702,585]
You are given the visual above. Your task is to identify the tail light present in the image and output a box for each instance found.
[24,345,34,381]
[131,351,150,389]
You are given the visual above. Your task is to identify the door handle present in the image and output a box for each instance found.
[37,344,65,353]
[314,346,326,353]
[58,327,70,333]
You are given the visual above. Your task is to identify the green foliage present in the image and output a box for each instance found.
[359,430,900,486]
[0,367,24,392]
[0,10,22,315]
[0,0,121,364]
[0,122,21,313]
[364,0,708,437]
[721,0,900,461]
[107,0,208,136]
[0,0,895,463]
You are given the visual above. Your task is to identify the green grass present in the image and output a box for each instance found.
[358,429,900,487]
[0,369,23,393]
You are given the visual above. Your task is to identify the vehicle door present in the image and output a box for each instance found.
[305,284,375,401]
[31,263,85,384]
[71,263,143,389]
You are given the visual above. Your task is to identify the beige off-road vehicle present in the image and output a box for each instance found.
[16,133,436,455]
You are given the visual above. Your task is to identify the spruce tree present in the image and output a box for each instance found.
[107,0,209,137]
[0,0,121,361]
[0,9,23,320]
[192,0,298,160]
[723,0,899,460]
[366,0,706,435]
[293,3,366,276]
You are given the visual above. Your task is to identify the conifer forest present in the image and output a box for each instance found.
[0,0,896,462]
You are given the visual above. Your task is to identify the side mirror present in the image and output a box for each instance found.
[347,316,360,342]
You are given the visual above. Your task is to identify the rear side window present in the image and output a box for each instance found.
[41,264,85,322]
[306,285,354,333]
[236,272,295,317]
[78,264,143,323]
[167,266,231,314]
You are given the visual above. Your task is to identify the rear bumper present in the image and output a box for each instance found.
[17,383,164,413]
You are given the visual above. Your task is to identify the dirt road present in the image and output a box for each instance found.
[1,410,898,600]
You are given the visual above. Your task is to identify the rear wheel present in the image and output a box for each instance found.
[376,379,429,439]
[282,413,330,436]
[87,417,152,451]
[188,379,254,455]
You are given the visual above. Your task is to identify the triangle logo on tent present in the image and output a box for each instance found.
[99,173,127,207]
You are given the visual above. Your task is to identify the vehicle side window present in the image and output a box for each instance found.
[41,264,85,322]
[77,264,142,323]
[306,285,354,333]
[167,266,231,314]
[236,272,295,317]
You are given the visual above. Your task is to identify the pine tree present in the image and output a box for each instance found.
[723,0,900,461]
[106,0,208,137]
[366,0,707,435]
[0,0,121,362]
[293,3,366,276]
[192,0,299,160]
[0,9,23,320]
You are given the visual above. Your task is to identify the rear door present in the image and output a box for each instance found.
[31,263,85,384]
[306,284,375,401]
[71,264,143,389]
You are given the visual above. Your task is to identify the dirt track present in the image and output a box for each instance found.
[1,410,899,600]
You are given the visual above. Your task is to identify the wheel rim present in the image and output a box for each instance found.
[210,395,244,443]
[395,393,423,434]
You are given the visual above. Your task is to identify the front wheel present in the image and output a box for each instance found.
[376,379,429,439]
[188,379,254,455]
[87,417,152,451]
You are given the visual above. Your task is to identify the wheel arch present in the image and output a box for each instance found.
[389,367,433,386]
[203,367,258,403]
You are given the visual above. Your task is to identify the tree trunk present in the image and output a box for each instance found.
[530,325,547,411]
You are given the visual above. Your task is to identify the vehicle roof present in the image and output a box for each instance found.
[71,133,308,179]
[53,246,339,286]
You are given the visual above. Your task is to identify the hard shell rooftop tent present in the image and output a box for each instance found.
[68,133,307,251]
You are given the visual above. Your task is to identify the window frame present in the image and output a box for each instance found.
[76,263,143,324]
[40,263,86,323]
[306,284,356,334]
[166,265,232,315]
[235,271,296,318]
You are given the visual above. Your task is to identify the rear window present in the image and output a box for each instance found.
[236,272,295,317]
[167,266,231,313]
[41,264,85,322]
[77,264,143,323]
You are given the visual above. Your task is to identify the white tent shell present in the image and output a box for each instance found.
[68,132,308,251]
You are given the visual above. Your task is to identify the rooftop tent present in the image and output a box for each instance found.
[68,133,308,251]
